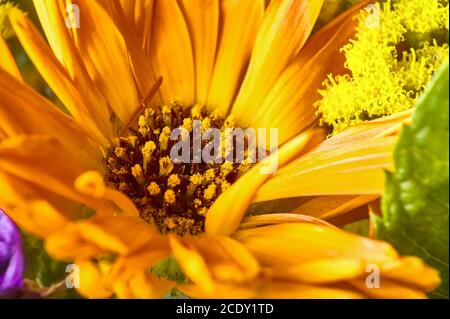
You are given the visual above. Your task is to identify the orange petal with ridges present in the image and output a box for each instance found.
[231,0,324,126]
[206,0,265,115]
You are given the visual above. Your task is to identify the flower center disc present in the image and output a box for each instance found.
[105,102,253,235]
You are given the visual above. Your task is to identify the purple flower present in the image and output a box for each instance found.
[0,209,24,291]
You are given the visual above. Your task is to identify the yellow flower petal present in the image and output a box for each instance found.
[206,129,323,236]
[150,0,195,105]
[169,235,215,294]
[289,195,379,221]
[45,224,107,260]
[239,213,337,230]
[253,113,413,202]
[73,0,140,125]
[0,35,22,81]
[8,8,111,144]
[251,1,364,145]
[269,259,365,284]
[381,257,441,291]
[171,234,260,294]
[74,171,139,217]
[255,282,364,299]
[102,1,161,103]
[77,215,159,255]
[182,280,364,299]
[231,0,324,126]
[178,0,219,105]
[349,279,427,299]
[235,223,399,266]
[76,260,114,299]
[206,0,265,116]
[0,68,102,167]
[0,135,116,213]
[128,272,174,299]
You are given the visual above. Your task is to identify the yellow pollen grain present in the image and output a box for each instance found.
[189,173,203,185]
[147,182,161,196]
[182,118,193,132]
[107,157,117,166]
[131,164,143,178]
[193,199,202,208]
[139,126,150,136]
[201,117,212,130]
[159,156,174,176]
[164,189,176,204]
[162,105,172,127]
[221,181,231,192]
[131,164,144,184]
[142,141,156,159]
[118,182,128,192]
[204,169,216,183]
[204,184,217,201]
[114,147,126,158]
[224,115,236,128]
[112,167,127,176]
[198,207,208,217]
[191,104,203,119]
[167,174,181,188]
[159,126,171,150]
[126,135,138,147]
[164,218,177,230]
[221,162,233,178]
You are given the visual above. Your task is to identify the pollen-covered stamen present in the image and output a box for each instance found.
[105,102,255,235]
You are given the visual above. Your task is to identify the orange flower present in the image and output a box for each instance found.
[0,0,439,298]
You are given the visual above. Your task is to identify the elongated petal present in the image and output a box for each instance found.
[8,8,111,144]
[76,215,156,255]
[169,235,215,294]
[255,282,364,299]
[0,68,102,166]
[0,35,22,81]
[206,0,265,116]
[0,136,117,213]
[128,272,174,298]
[170,235,260,294]
[178,0,219,105]
[255,136,397,201]
[380,257,441,291]
[269,259,364,284]
[235,223,399,266]
[349,279,427,299]
[76,259,114,299]
[206,130,323,236]
[73,0,139,125]
[251,2,364,145]
[289,195,379,220]
[46,214,159,260]
[31,0,113,141]
[231,0,324,126]
[253,112,413,202]
[239,213,336,230]
[104,1,161,102]
[179,281,363,299]
[150,0,195,105]
[0,171,77,238]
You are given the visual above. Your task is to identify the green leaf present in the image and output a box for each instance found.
[151,255,186,283]
[21,231,68,288]
[343,219,370,237]
[374,61,449,299]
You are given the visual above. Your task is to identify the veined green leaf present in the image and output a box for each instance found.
[375,61,449,298]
